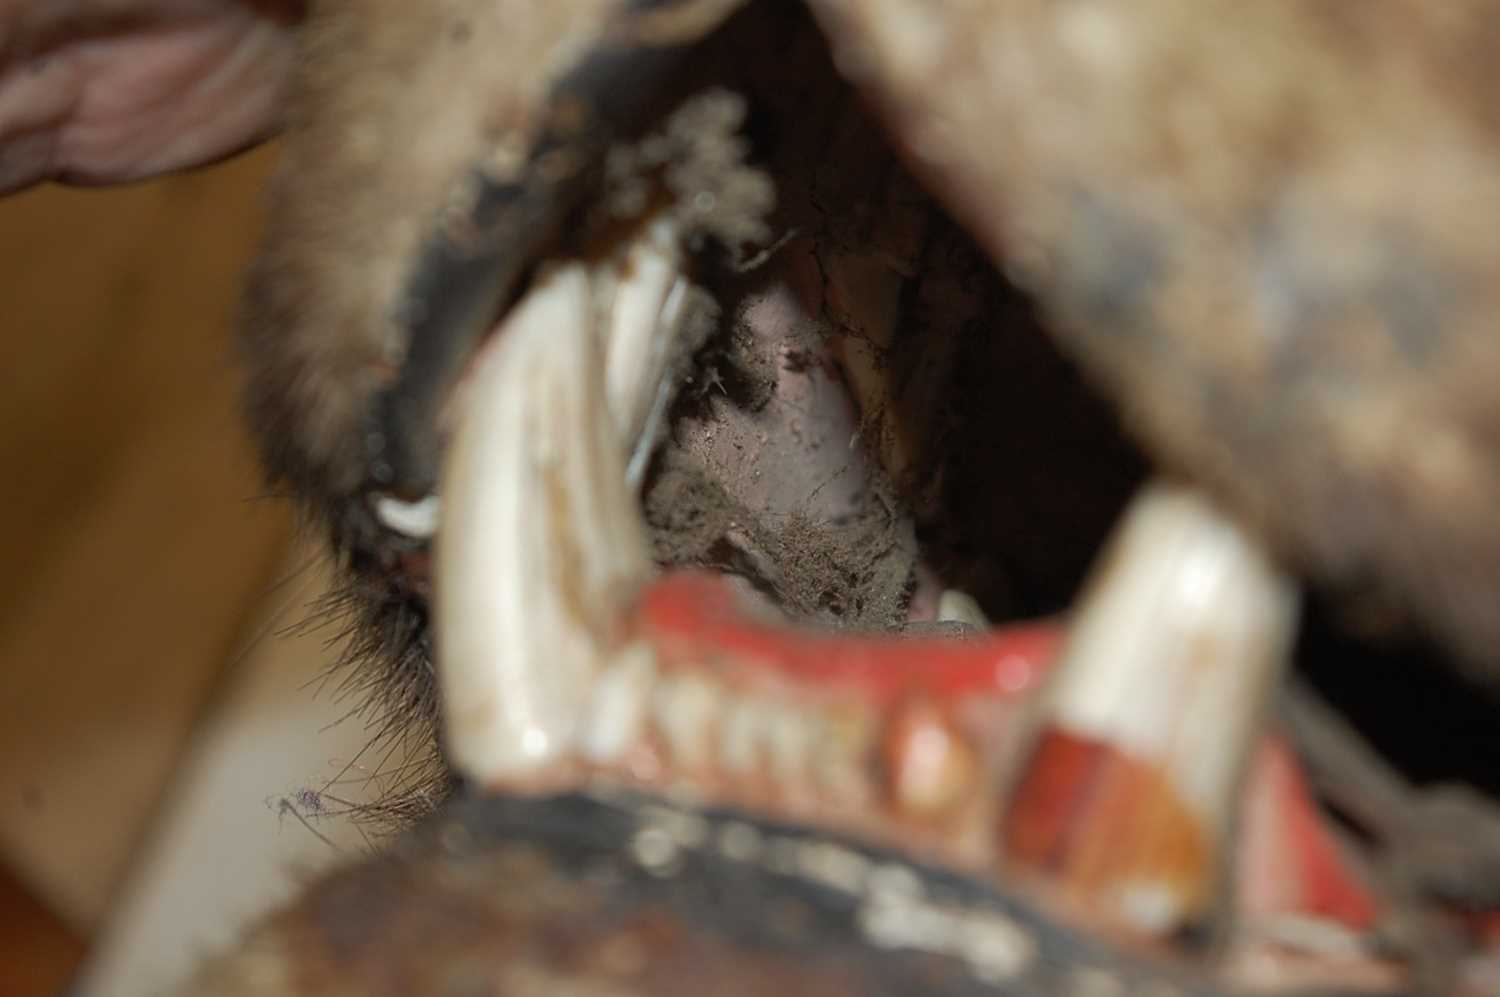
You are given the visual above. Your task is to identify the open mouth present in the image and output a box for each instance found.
[230,2,1500,995]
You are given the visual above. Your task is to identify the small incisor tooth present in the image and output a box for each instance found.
[814,708,876,807]
[580,643,658,764]
[1002,481,1299,937]
[884,699,978,821]
[766,705,819,790]
[720,696,766,776]
[652,672,724,770]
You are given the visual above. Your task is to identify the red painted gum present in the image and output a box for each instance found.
[634,570,1060,704]
[628,569,1464,941]
[1238,738,1381,929]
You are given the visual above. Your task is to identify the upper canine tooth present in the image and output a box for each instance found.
[1002,481,1299,937]
[435,262,651,785]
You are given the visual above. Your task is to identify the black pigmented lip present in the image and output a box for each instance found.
[366,10,741,499]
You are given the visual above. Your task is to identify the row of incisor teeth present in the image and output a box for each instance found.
[580,647,879,809]
[579,635,1016,840]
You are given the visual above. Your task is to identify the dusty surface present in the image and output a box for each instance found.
[639,4,1142,633]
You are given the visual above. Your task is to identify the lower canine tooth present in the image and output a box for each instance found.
[1002,481,1299,936]
[436,262,650,784]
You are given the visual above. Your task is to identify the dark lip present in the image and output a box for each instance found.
[191,789,1243,994]
[280,790,1228,996]
[364,5,743,499]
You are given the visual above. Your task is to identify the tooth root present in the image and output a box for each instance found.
[580,643,658,764]
[651,672,724,770]
[1001,481,1300,937]
[436,263,650,784]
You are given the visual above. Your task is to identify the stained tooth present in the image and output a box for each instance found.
[372,492,441,538]
[580,643,658,764]
[435,262,651,784]
[1002,481,1299,937]
[651,672,724,769]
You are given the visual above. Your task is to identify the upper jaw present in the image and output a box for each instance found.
[240,0,752,519]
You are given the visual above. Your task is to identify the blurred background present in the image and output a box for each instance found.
[0,146,379,996]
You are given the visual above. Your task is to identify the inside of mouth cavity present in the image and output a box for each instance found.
[614,49,1147,637]
[612,4,1500,812]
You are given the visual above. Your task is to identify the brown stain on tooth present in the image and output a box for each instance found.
[1003,729,1212,938]
[991,483,1293,939]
